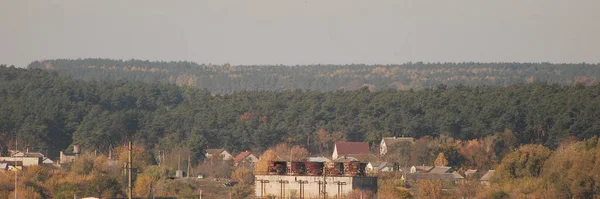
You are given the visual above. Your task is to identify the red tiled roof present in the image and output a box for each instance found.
[234,151,252,163]
[335,142,370,155]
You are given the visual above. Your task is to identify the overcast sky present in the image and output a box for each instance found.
[1,0,599,67]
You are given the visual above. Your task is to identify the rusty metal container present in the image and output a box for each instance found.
[343,161,361,176]
[305,162,324,176]
[287,162,306,175]
[326,162,344,176]
[267,161,287,175]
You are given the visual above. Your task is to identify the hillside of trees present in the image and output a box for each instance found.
[2,65,600,161]
[28,59,600,94]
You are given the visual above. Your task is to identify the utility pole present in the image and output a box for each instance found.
[277,180,289,199]
[187,156,192,178]
[333,181,346,198]
[14,137,17,199]
[128,142,133,199]
[315,180,324,199]
[256,179,270,197]
[297,180,308,199]
[322,166,327,199]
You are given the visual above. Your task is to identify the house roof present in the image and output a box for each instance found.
[308,156,331,162]
[379,162,395,170]
[368,161,386,167]
[62,151,77,156]
[208,149,230,158]
[12,151,45,158]
[382,137,414,145]
[428,166,452,174]
[335,142,370,155]
[233,151,252,163]
[415,165,434,172]
[404,173,455,181]
[464,169,478,176]
[334,156,360,162]
[480,170,495,181]
[452,171,465,179]
[206,148,224,154]
[42,157,54,164]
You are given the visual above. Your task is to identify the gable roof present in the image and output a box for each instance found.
[308,156,331,162]
[415,165,434,172]
[480,170,495,181]
[206,148,224,155]
[379,162,395,170]
[334,156,360,162]
[368,161,386,168]
[452,171,465,179]
[234,151,252,163]
[465,169,478,176]
[404,173,455,181]
[210,149,229,157]
[12,151,45,158]
[428,166,452,174]
[382,137,414,145]
[335,142,370,155]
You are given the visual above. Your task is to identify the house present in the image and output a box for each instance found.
[452,171,465,183]
[402,173,456,188]
[464,169,478,178]
[0,156,41,166]
[60,145,81,164]
[332,141,370,160]
[233,151,258,166]
[380,137,414,156]
[480,170,495,185]
[60,151,78,164]
[379,162,396,172]
[366,161,385,172]
[42,157,55,164]
[11,150,55,165]
[206,148,233,161]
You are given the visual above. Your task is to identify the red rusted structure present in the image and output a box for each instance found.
[343,161,361,176]
[326,162,344,176]
[268,161,287,175]
[287,162,306,175]
[305,162,324,176]
[266,161,368,176]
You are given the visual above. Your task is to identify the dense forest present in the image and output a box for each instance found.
[28,59,599,94]
[2,65,600,161]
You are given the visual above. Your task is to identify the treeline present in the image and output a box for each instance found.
[28,59,600,94]
[2,65,600,160]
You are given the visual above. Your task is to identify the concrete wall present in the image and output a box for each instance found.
[255,175,377,198]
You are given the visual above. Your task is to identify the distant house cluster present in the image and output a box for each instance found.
[0,149,57,172]
[204,148,258,166]
[328,137,495,186]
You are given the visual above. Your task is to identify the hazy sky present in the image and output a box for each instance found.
[2,0,599,67]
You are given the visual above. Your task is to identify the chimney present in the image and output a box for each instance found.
[73,145,80,157]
